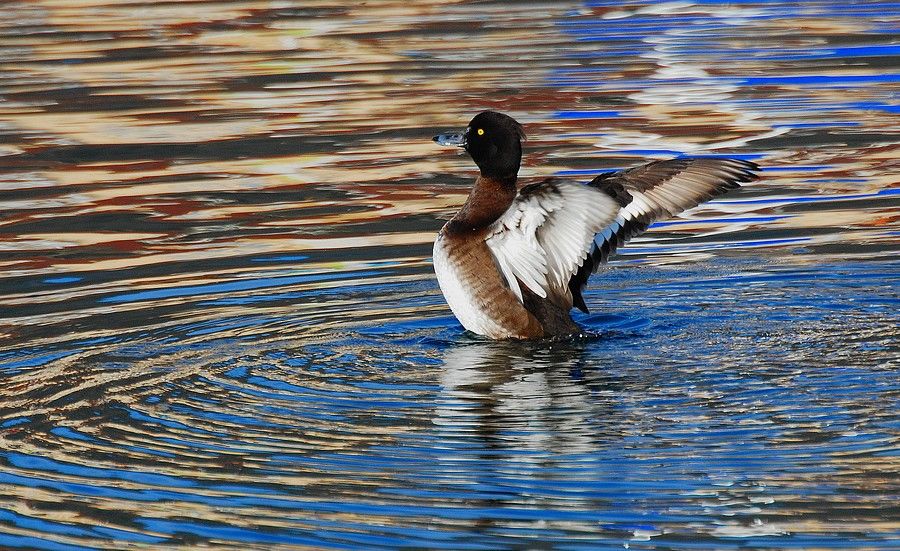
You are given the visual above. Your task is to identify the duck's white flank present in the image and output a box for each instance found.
[432,234,511,337]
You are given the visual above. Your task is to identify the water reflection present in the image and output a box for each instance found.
[1,0,898,548]
[437,340,619,455]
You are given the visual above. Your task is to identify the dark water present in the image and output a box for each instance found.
[1,1,899,549]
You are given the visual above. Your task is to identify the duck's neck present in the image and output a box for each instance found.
[446,174,517,234]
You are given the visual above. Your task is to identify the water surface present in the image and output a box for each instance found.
[1,0,898,549]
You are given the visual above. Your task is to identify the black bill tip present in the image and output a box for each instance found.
[433,131,466,147]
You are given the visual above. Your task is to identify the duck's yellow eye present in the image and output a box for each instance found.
[477,128,484,136]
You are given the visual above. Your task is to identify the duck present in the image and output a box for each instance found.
[431,110,759,340]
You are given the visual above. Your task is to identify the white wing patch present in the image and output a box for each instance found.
[485,181,621,303]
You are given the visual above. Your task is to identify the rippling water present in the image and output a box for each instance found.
[1,0,898,548]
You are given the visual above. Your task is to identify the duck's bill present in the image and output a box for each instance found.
[432,131,466,147]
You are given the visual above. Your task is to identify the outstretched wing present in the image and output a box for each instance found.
[485,179,627,308]
[568,158,760,312]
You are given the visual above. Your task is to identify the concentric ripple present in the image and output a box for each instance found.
[2,257,897,549]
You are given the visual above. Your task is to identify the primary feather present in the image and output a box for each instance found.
[572,158,760,312]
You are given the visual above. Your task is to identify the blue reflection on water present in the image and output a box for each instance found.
[42,276,83,284]
[553,110,622,118]
[6,452,198,488]
[0,509,166,546]
[0,350,81,374]
[99,270,384,304]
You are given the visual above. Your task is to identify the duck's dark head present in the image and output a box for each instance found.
[433,111,526,179]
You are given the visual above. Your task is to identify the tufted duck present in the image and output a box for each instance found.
[432,111,758,339]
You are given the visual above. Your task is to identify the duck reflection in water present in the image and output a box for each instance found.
[434,338,637,455]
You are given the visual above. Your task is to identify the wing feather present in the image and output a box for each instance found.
[485,180,622,307]
[483,158,758,315]
[568,158,759,312]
